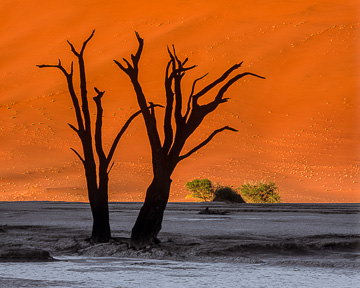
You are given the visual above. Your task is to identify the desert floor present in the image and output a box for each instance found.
[0,201,359,287]
[0,0,359,203]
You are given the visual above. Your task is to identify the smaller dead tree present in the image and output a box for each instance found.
[38,31,160,243]
[115,33,265,248]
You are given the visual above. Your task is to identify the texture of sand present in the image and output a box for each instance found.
[0,0,359,202]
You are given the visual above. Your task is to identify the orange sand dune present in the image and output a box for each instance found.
[0,0,359,202]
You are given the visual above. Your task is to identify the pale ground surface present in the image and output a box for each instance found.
[0,0,359,203]
[0,202,359,287]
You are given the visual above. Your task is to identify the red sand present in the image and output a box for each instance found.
[0,0,359,202]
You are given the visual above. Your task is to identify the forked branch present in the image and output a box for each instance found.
[114,31,144,76]
[67,29,95,57]
[114,32,163,151]
[184,73,208,120]
[192,62,243,103]
[37,60,84,134]
[187,67,265,129]
[37,59,72,78]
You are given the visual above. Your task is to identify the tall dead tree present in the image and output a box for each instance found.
[37,31,160,243]
[115,32,265,248]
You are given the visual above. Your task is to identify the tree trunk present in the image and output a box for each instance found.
[85,165,111,243]
[131,171,172,248]
[90,185,111,243]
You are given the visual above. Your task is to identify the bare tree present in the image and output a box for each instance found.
[115,32,265,248]
[38,31,161,243]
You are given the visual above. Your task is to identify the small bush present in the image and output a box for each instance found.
[239,182,281,203]
[213,186,245,203]
[186,179,280,204]
[185,179,214,202]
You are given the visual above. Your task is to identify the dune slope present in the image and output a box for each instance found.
[0,0,358,202]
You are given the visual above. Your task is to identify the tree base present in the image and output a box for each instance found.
[130,175,171,249]
[90,234,111,244]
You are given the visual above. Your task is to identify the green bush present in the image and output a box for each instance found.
[213,186,245,203]
[186,179,281,204]
[239,182,281,203]
[185,179,214,202]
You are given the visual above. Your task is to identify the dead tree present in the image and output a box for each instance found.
[37,31,161,243]
[115,32,265,248]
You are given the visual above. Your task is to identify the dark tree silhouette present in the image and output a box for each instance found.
[37,31,161,243]
[115,32,265,248]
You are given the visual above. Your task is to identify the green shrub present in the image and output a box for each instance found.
[185,179,214,202]
[213,186,245,203]
[239,182,281,203]
[186,179,281,204]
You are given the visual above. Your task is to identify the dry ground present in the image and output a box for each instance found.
[0,201,359,268]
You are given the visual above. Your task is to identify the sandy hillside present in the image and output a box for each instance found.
[0,0,359,202]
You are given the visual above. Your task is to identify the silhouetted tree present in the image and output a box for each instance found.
[38,31,160,243]
[115,32,265,248]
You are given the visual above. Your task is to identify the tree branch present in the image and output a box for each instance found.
[148,102,156,117]
[200,72,265,114]
[168,46,197,129]
[70,148,85,164]
[69,31,94,138]
[167,46,175,64]
[178,126,238,161]
[165,47,199,159]
[192,62,243,103]
[215,72,265,101]
[169,45,196,73]
[173,61,184,127]
[132,31,144,67]
[37,60,85,134]
[115,31,144,76]
[67,40,79,57]
[189,73,209,99]
[68,123,80,135]
[107,161,115,175]
[37,59,71,78]
[106,103,164,166]
[184,73,208,121]
[93,87,107,167]
[171,45,183,69]
[113,59,127,73]
[67,29,95,57]
[81,29,95,55]
[122,58,132,70]
[162,59,175,154]
[114,32,163,153]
